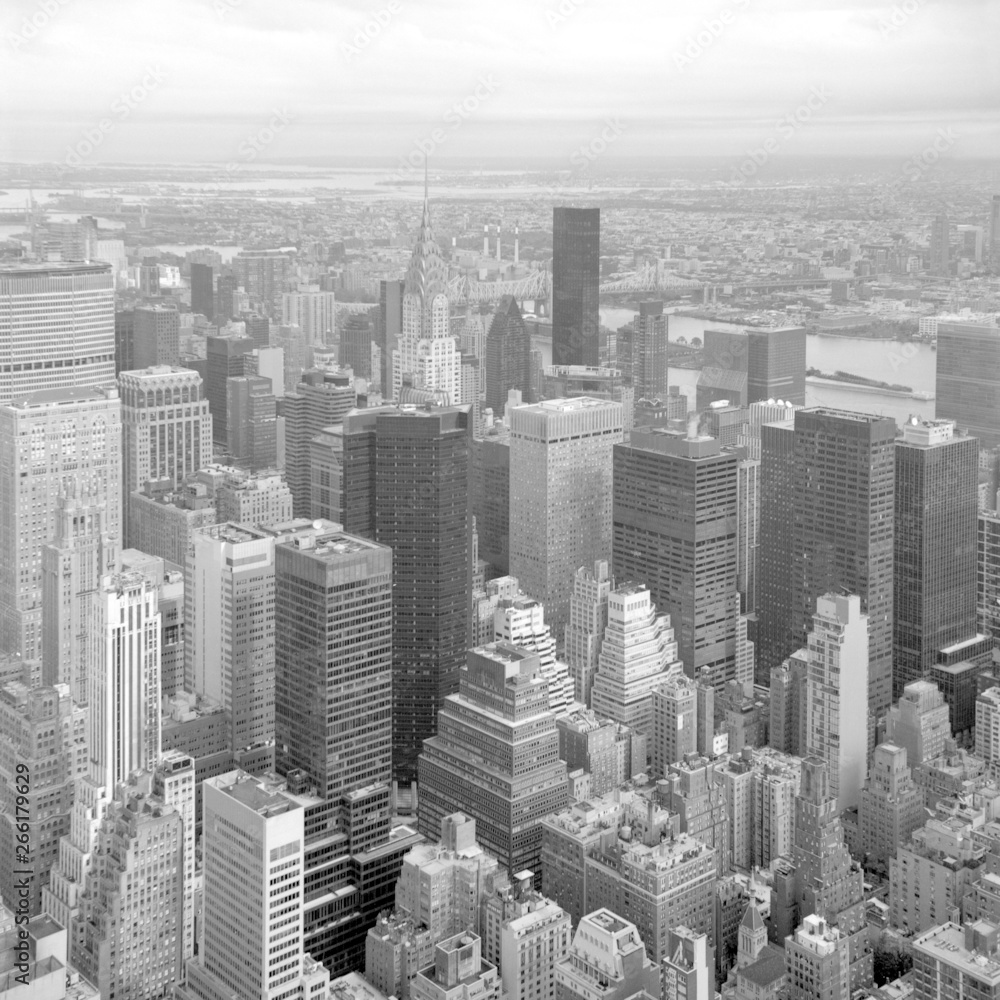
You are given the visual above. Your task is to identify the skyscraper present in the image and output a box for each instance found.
[133,304,181,369]
[804,594,870,813]
[176,771,331,1000]
[234,248,296,318]
[0,261,116,405]
[226,373,277,471]
[564,561,613,707]
[702,327,807,406]
[341,404,473,784]
[418,643,568,880]
[894,419,979,696]
[205,333,254,443]
[552,207,600,367]
[119,366,212,546]
[612,424,740,690]
[510,397,623,636]
[485,295,532,414]
[859,743,924,872]
[394,185,460,403]
[185,523,276,756]
[936,321,1000,448]
[379,278,404,396]
[617,301,668,402]
[271,520,393,802]
[190,261,214,319]
[757,409,896,715]
[41,492,120,703]
[0,385,122,660]
[590,583,684,747]
[281,283,337,346]
[282,368,356,517]
[930,212,951,276]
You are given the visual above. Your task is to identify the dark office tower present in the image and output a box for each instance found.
[272,520,393,802]
[139,257,159,297]
[703,327,806,407]
[227,375,277,472]
[282,369,357,517]
[214,273,238,322]
[378,279,404,394]
[795,408,896,717]
[206,334,254,443]
[991,195,1000,271]
[936,321,1000,448]
[114,308,134,375]
[755,420,798,683]
[930,213,951,276]
[485,295,532,413]
[341,405,473,784]
[133,305,181,369]
[618,301,668,401]
[552,207,600,367]
[340,313,374,379]
[472,431,510,577]
[612,424,740,690]
[242,312,270,348]
[893,419,979,697]
[190,262,214,320]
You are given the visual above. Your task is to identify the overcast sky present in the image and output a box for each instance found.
[1,0,996,166]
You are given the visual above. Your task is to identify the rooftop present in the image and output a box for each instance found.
[219,773,296,817]
[914,922,1000,983]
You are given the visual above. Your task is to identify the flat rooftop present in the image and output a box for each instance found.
[914,922,1000,983]
[221,775,295,817]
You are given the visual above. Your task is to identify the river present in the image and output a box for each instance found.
[531,310,937,425]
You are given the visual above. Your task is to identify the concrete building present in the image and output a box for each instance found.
[366,915,434,1000]
[889,815,986,935]
[663,926,713,1000]
[119,366,212,547]
[911,920,1000,1000]
[418,644,568,880]
[282,283,336,346]
[554,909,659,1000]
[885,680,952,770]
[936,321,1000,448]
[226,373,277,471]
[859,743,925,872]
[410,933,499,1000]
[613,424,740,691]
[205,333,254,443]
[564,561,613,708]
[617,301,668,403]
[0,387,121,661]
[539,788,677,928]
[175,771,331,1000]
[666,754,731,873]
[210,464,293,527]
[785,914,850,1000]
[0,262,116,405]
[591,583,684,748]
[126,478,217,569]
[0,683,87,918]
[133,304,180,369]
[510,398,623,635]
[805,594,870,813]
[979,688,1000,764]
[769,648,808,756]
[651,673,698,777]
[538,368,634,438]
[270,520,392,803]
[556,710,641,798]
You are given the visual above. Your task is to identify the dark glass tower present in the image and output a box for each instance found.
[936,321,1000,448]
[484,294,532,414]
[190,262,214,320]
[612,425,740,691]
[703,327,806,406]
[342,404,473,784]
[378,279,404,396]
[205,334,254,443]
[893,419,979,697]
[552,207,600,367]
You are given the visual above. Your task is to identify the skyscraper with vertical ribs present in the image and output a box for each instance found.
[485,295,532,413]
[393,178,460,403]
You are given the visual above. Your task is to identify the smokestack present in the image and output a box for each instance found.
[514,222,519,265]
[483,225,489,256]
[496,221,501,261]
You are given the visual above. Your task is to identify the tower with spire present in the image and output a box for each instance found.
[392,165,460,403]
